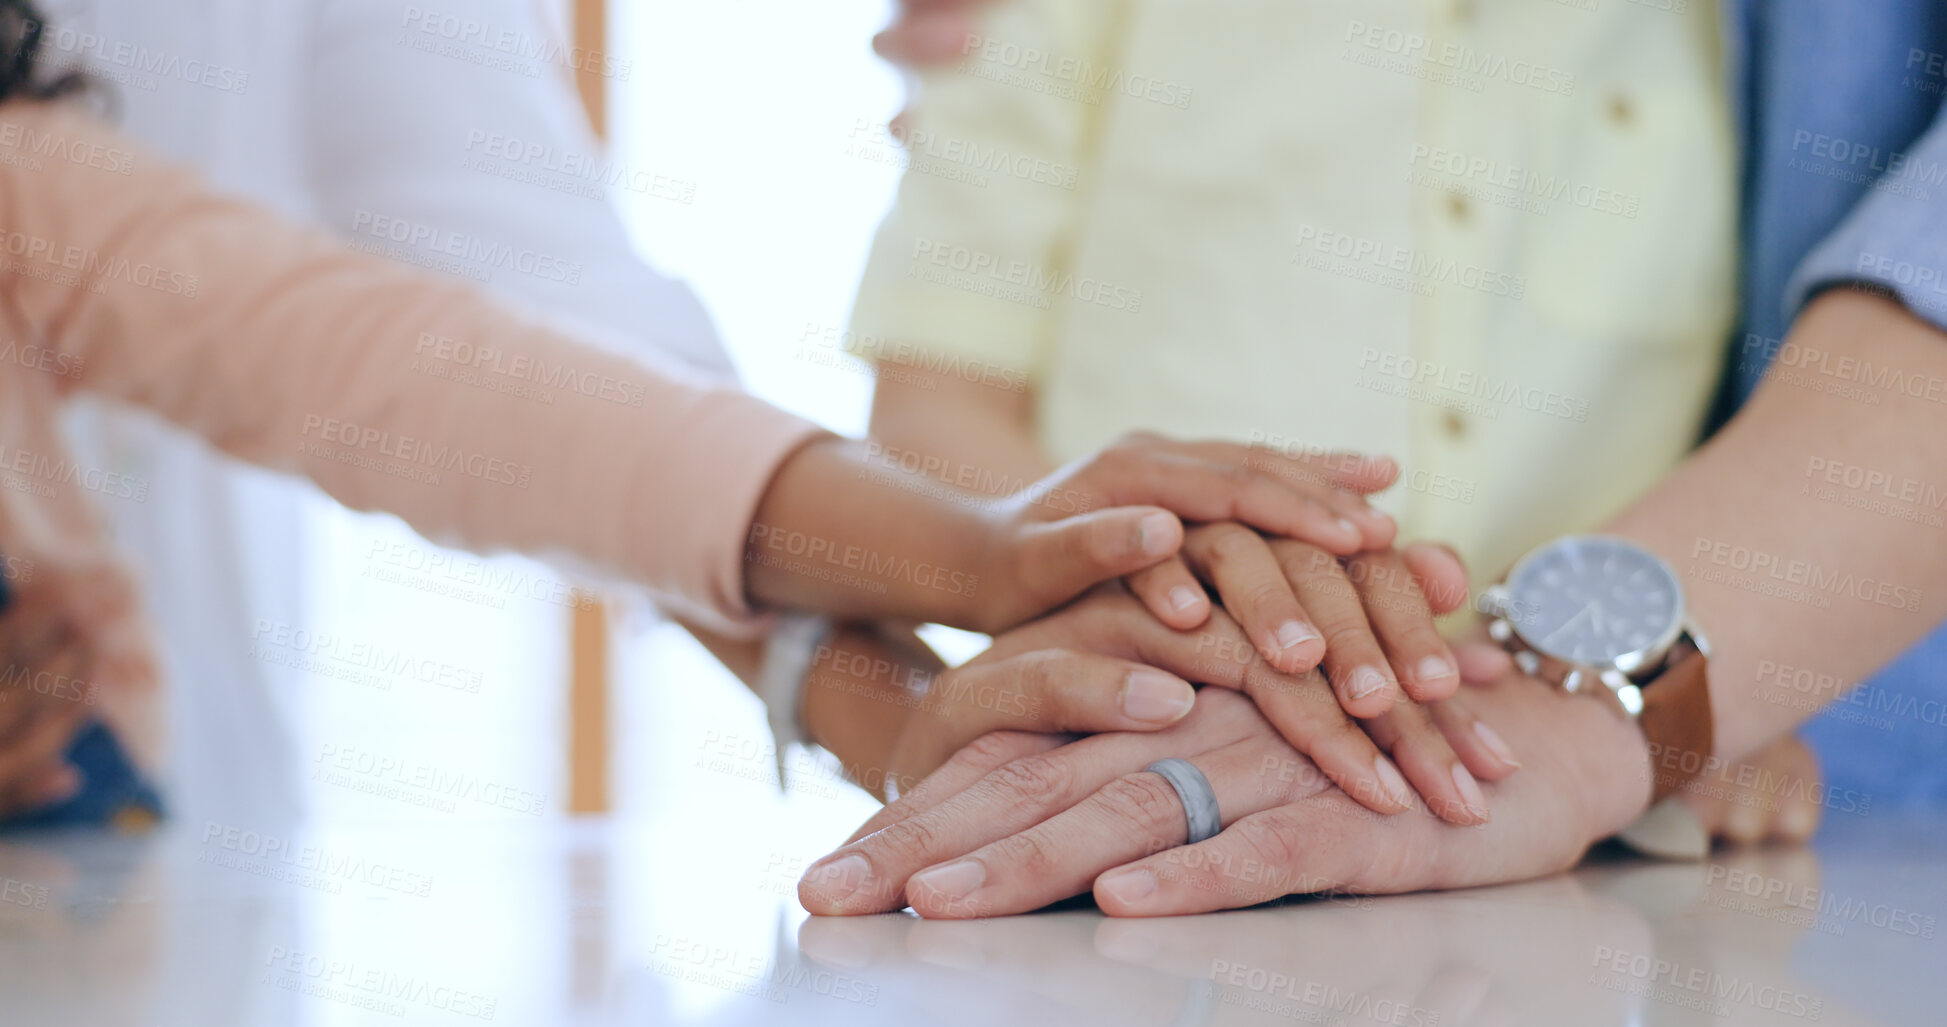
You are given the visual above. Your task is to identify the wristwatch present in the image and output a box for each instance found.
[1480,535,1716,813]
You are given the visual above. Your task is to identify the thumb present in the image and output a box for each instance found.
[1012,507,1182,612]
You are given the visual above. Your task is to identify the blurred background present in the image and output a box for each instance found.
[299,0,897,826]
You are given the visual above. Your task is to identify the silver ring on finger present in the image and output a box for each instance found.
[1146,757,1222,845]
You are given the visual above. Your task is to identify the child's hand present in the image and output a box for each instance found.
[1127,524,1512,824]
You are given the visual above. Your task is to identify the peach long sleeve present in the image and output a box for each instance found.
[0,101,825,635]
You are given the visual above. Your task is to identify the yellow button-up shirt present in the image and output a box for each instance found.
[850,0,1736,587]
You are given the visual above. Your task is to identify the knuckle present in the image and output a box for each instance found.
[985,754,1073,809]
[1201,525,1261,567]
[986,830,1061,879]
[874,816,943,863]
[957,731,1029,769]
[1102,773,1189,834]
[1322,623,1377,656]
[1242,580,1291,614]
[1231,815,1306,870]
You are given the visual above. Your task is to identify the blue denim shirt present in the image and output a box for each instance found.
[1729,0,1947,808]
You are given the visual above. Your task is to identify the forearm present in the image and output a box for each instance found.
[869,366,1054,492]
[1606,289,1947,765]
[743,437,996,628]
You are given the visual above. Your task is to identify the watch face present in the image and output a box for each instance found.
[1504,535,1683,666]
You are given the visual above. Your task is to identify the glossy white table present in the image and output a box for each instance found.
[2,809,1941,1026]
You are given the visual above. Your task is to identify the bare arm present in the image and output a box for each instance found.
[1606,288,1947,765]
[868,358,1052,496]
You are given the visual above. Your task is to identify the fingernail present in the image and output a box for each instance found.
[1124,670,1195,723]
[1139,512,1178,558]
[1168,586,1204,613]
[1275,620,1320,651]
[909,859,985,902]
[1346,666,1390,701]
[1414,655,1458,688]
[1098,867,1157,906]
[1451,764,1490,821]
[1336,517,1361,538]
[800,853,870,906]
[1471,720,1521,769]
[1374,755,1413,808]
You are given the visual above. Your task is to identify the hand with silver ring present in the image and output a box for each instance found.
[799,684,1518,919]
[1144,758,1221,845]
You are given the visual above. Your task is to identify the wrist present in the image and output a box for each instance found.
[1565,689,1656,839]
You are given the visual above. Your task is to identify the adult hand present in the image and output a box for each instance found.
[800,668,1649,918]
[0,554,156,818]
[1121,526,1496,824]
[962,432,1400,634]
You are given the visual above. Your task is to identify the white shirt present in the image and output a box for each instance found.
[40,0,731,828]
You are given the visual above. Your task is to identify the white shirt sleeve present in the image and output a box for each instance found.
[300,0,736,382]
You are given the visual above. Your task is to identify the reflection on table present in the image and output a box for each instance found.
[1,809,1941,1025]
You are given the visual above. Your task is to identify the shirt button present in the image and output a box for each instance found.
[1448,0,1476,22]
[1446,192,1471,222]
[1442,410,1467,438]
[1607,94,1636,125]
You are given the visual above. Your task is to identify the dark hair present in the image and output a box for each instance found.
[1,0,89,103]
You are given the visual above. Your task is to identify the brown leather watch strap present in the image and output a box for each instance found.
[1637,652,1714,804]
